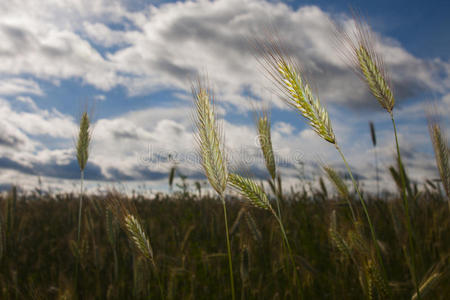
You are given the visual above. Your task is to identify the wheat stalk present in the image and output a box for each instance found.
[411,272,441,300]
[323,165,357,222]
[106,194,165,299]
[74,110,92,294]
[254,31,388,294]
[229,172,302,295]
[76,111,92,243]
[336,15,423,297]
[369,122,380,198]
[192,79,235,300]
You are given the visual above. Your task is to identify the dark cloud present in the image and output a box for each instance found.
[0,24,34,56]
[0,183,13,192]
[153,57,197,81]
[136,167,168,181]
[35,159,106,180]
[112,128,139,140]
[0,132,25,149]
[0,156,106,180]
[0,157,35,174]
[107,167,137,181]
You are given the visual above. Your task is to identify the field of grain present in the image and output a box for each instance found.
[0,184,448,299]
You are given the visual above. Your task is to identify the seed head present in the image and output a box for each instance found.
[76,112,91,171]
[193,81,228,196]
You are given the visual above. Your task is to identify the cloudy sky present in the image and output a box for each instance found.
[0,0,449,195]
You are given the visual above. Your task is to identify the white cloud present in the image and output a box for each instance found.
[0,99,76,138]
[94,94,106,101]
[0,0,447,193]
[0,78,43,96]
[16,96,39,111]
[0,0,448,107]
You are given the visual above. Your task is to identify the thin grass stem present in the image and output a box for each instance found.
[221,196,236,300]
[390,113,421,300]
[271,207,304,298]
[335,144,389,295]
[77,170,84,245]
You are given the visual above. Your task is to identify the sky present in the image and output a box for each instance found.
[0,0,449,195]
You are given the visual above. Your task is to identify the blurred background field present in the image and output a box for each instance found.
[0,182,449,299]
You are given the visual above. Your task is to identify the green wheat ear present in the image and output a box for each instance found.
[229,174,271,210]
[256,109,276,180]
[336,16,395,113]
[277,60,335,143]
[192,81,228,196]
[124,214,154,263]
[323,166,349,199]
[254,39,335,144]
[76,112,91,171]
[323,165,357,222]
[356,45,395,112]
[428,117,450,202]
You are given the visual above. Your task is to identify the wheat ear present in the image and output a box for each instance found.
[255,110,276,180]
[192,79,235,300]
[428,118,450,204]
[229,172,302,295]
[76,112,91,171]
[254,39,335,144]
[192,81,228,196]
[323,165,357,222]
[229,174,270,210]
[124,214,154,263]
[337,16,395,113]
[356,45,395,112]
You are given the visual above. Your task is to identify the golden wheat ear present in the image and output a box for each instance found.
[192,79,228,196]
[253,37,335,144]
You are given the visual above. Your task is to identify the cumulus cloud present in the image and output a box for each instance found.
[0,78,43,96]
[0,0,448,108]
[0,0,447,193]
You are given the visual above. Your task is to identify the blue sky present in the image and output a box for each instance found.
[0,0,448,194]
